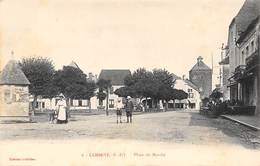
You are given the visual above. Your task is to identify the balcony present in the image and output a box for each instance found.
[246,50,259,72]
[233,65,246,81]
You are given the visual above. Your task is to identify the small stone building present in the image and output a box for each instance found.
[189,56,212,99]
[0,60,30,120]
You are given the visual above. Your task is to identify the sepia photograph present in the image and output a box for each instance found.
[0,0,260,165]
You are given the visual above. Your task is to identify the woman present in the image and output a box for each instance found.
[56,96,68,124]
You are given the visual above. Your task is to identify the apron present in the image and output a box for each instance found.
[57,100,67,121]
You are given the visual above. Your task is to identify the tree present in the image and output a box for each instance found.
[114,86,135,97]
[53,66,96,109]
[19,57,56,110]
[152,69,175,109]
[96,79,111,115]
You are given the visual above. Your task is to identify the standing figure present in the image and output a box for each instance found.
[56,96,68,124]
[115,98,123,123]
[125,96,134,123]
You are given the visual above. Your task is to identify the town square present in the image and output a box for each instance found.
[0,0,260,165]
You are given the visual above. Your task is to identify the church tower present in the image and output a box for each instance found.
[189,56,212,99]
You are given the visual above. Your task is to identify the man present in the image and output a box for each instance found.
[115,98,123,123]
[125,96,134,123]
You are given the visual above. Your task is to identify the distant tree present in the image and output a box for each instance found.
[152,69,175,109]
[96,79,111,115]
[210,90,223,101]
[175,89,188,100]
[114,86,136,98]
[53,66,97,109]
[19,57,56,110]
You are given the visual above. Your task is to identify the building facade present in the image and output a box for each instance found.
[189,56,212,99]
[223,0,260,115]
[0,60,30,120]
[173,78,201,110]
[92,69,131,110]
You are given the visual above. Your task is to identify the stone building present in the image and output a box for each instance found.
[222,0,260,115]
[92,69,131,110]
[0,60,30,120]
[189,56,212,99]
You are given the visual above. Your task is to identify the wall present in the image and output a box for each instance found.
[0,85,29,117]
[174,79,201,110]
[189,70,212,99]
[90,85,124,110]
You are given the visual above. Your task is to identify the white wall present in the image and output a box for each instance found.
[174,79,201,110]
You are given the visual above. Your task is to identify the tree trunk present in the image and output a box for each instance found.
[50,98,52,110]
[165,100,168,111]
[145,97,148,112]
[32,95,37,113]
[106,89,109,116]
[89,99,91,112]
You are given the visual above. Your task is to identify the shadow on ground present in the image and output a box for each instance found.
[189,112,260,149]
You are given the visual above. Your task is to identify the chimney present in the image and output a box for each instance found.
[197,56,203,66]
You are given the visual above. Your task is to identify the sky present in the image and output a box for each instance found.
[0,0,245,87]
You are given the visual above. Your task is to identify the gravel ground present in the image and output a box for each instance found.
[0,110,259,149]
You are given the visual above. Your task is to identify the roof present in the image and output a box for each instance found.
[98,69,131,85]
[233,0,260,34]
[237,15,260,44]
[0,60,30,85]
[190,57,211,72]
[68,61,80,69]
[184,79,200,92]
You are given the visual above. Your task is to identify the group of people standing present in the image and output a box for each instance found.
[49,95,134,124]
[115,96,134,124]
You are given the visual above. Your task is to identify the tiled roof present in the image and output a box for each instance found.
[190,57,211,72]
[0,60,30,85]
[234,0,260,34]
[99,69,131,85]
[237,16,260,43]
[184,79,200,92]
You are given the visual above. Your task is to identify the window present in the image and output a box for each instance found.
[110,87,114,94]
[99,100,103,106]
[241,51,245,65]
[109,99,114,108]
[189,93,194,98]
[4,89,11,103]
[251,41,255,52]
[78,100,82,107]
[246,46,249,56]
[42,102,45,108]
[70,99,73,106]
[188,89,193,93]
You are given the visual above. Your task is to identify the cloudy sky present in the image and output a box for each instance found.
[0,0,244,86]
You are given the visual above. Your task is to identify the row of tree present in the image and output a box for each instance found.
[19,57,96,110]
[19,57,188,112]
[114,68,188,111]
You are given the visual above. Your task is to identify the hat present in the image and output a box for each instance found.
[127,96,131,99]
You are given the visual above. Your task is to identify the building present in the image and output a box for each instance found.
[225,0,260,103]
[189,56,212,99]
[0,60,30,120]
[92,69,131,110]
[222,0,260,115]
[31,61,94,111]
[219,44,230,101]
[173,77,201,110]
